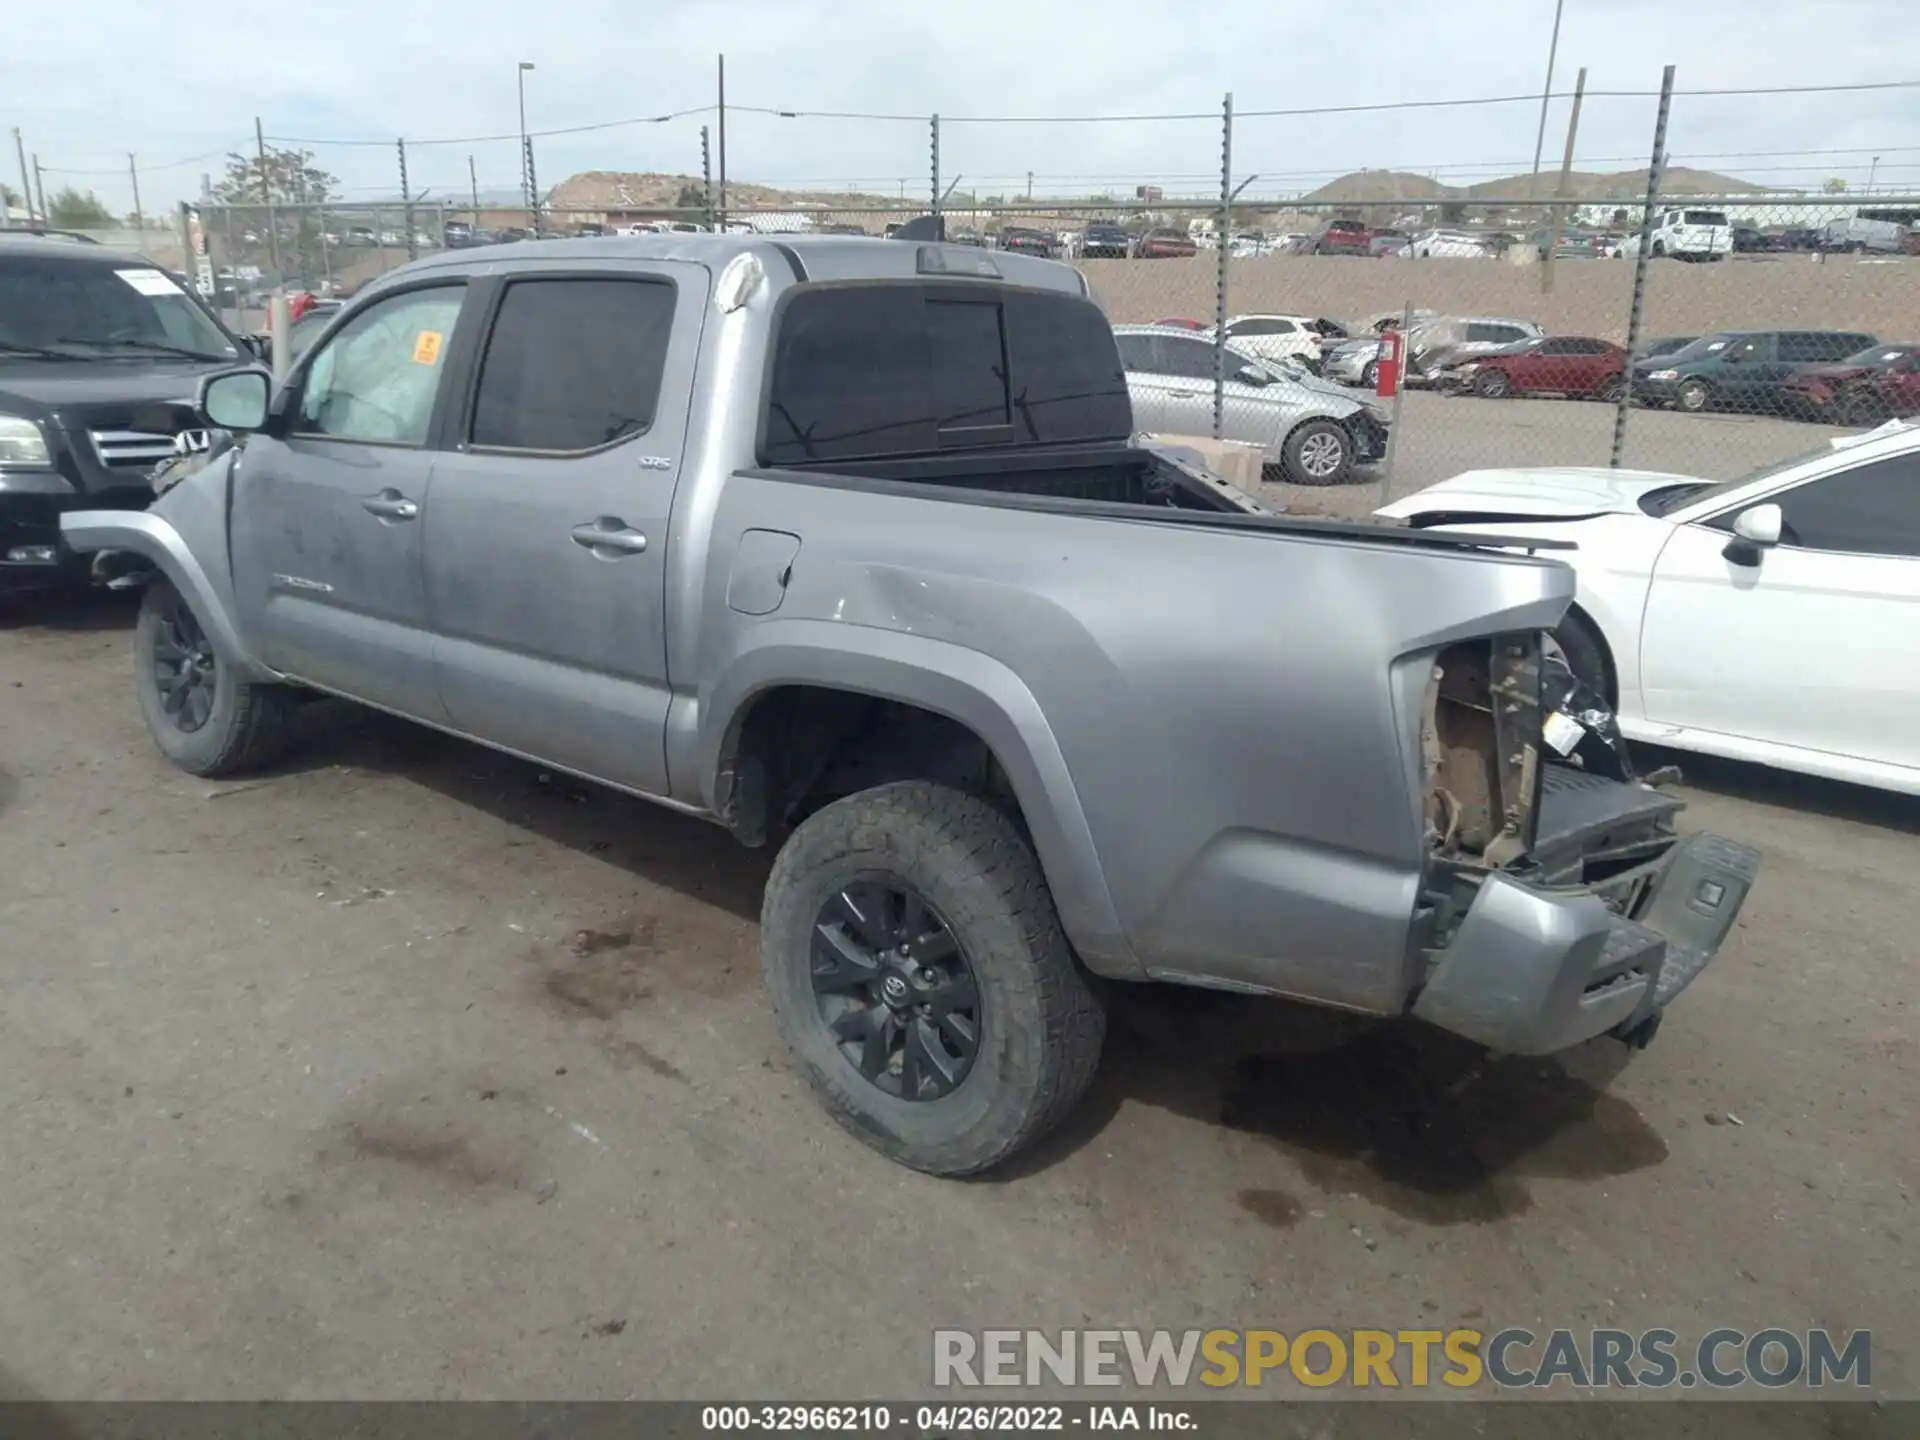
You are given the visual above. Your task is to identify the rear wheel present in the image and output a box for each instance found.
[1837,386,1890,427]
[760,781,1105,1176]
[134,579,299,777]
[1360,358,1381,389]
[1473,368,1512,399]
[1281,419,1354,486]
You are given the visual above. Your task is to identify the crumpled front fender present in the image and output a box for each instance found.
[58,453,273,681]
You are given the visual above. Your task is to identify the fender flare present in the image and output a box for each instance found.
[58,509,273,682]
[694,620,1140,978]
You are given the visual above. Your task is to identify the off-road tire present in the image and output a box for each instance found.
[1280,418,1354,486]
[134,578,299,777]
[760,781,1105,1176]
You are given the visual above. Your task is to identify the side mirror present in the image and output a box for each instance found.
[1733,503,1782,545]
[199,368,273,433]
[1722,502,1782,565]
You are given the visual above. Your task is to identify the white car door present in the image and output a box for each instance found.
[1636,448,1920,775]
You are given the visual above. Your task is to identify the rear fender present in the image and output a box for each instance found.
[689,620,1138,978]
[57,453,271,680]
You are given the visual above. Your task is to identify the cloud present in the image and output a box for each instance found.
[10,0,1918,211]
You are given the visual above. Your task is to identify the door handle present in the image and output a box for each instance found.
[570,519,649,555]
[1171,389,1203,399]
[361,490,419,521]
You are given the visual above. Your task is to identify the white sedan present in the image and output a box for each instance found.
[1376,422,1920,794]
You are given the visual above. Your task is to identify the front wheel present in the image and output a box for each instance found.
[1675,379,1713,414]
[760,781,1105,1176]
[1281,418,1354,486]
[134,578,299,777]
[1473,368,1512,399]
[1596,374,1626,404]
[1360,358,1381,389]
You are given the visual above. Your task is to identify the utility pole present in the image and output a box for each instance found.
[930,115,941,220]
[1027,170,1033,201]
[1528,0,1567,200]
[256,116,280,274]
[128,154,143,231]
[1541,66,1586,295]
[468,154,480,224]
[11,129,32,220]
[32,155,46,222]
[716,54,729,229]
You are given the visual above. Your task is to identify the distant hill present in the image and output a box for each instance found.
[1301,166,1767,206]
[547,170,899,213]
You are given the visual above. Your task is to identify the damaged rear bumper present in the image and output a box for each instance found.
[1411,802,1760,1056]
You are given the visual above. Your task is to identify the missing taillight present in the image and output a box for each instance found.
[1422,633,1544,867]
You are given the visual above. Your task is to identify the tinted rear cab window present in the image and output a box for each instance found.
[762,283,1129,464]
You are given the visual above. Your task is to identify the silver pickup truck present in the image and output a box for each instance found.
[63,234,1759,1176]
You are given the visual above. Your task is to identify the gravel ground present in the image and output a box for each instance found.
[1,588,1914,1404]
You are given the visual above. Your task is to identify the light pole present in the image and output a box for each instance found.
[1867,155,1881,192]
[517,61,536,216]
[1528,0,1568,200]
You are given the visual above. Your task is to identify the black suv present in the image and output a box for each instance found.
[0,233,249,592]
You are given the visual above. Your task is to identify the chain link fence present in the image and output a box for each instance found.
[33,76,1916,523]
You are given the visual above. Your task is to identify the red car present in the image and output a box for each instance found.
[1778,342,1920,425]
[1155,317,1210,330]
[1131,228,1196,259]
[1312,218,1371,256]
[1445,335,1628,401]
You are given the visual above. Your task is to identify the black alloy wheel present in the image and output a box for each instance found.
[811,879,982,1101]
[151,591,218,733]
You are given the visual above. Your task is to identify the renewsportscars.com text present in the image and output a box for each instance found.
[932,1327,1872,1391]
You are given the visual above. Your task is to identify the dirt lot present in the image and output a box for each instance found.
[1,591,1915,1403]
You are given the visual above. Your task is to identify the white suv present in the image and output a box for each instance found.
[1220,313,1348,366]
[1616,208,1733,262]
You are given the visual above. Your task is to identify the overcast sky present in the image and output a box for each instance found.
[10,0,1918,213]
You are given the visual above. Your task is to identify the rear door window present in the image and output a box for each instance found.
[469,277,676,451]
[1152,336,1221,381]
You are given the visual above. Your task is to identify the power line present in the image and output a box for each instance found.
[37,147,236,177]
[263,105,714,149]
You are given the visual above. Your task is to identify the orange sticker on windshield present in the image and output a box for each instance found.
[412,330,444,364]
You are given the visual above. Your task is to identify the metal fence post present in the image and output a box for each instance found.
[1610,65,1676,469]
[716,53,728,230]
[930,115,941,222]
[319,203,332,290]
[399,139,417,261]
[128,155,143,233]
[1212,92,1232,442]
[523,136,539,233]
[701,125,715,231]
